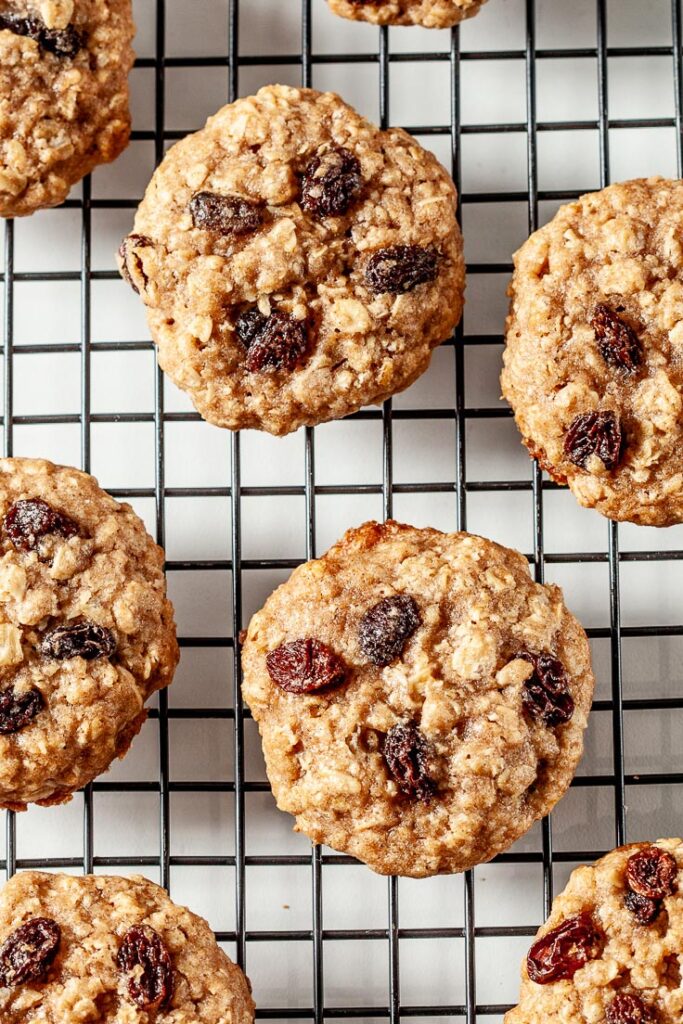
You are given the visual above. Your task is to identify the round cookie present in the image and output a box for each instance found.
[502,177,683,526]
[0,871,255,1022]
[241,519,594,877]
[505,839,683,1024]
[327,0,487,28]
[0,457,178,810]
[0,0,134,218]
[118,84,464,436]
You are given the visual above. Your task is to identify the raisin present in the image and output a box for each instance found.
[564,411,623,471]
[519,651,575,727]
[41,622,116,661]
[301,146,362,219]
[189,192,262,236]
[526,912,603,984]
[383,722,435,801]
[0,12,82,57]
[0,918,60,987]
[365,245,438,295]
[591,305,641,373]
[624,889,661,926]
[239,309,308,373]
[0,687,43,735]
[117,925,174,1012]
[606,993,653,1024]
[626,847,677,900]
[358,595,421,666]
[266,639,347,694]
[4,498,78,553]
[118,234,153,295]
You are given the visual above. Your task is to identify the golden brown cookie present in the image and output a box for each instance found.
[505,839,683,1024]
[0,0,134,218]
[0,457,178,810]
[502,177,683,526]
[119,84,465,436]
[0,871,255,1023]
[241,520,594,877]
[327,0,487,28]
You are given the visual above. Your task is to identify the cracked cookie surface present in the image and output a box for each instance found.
[0,0,134,217]
[505,839,683,1024]
[119,84,464,436]
[0,871,255,1023]
[327,0,487,27]
[0,457,178,810]
[502,177,683,525]
[241,520,594,877]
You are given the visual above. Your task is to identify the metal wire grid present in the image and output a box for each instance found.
[0,0,682,1020]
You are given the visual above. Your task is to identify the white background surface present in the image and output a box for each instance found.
[3,0,683,1020]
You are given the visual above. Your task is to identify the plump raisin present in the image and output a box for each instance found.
[0,12,82,57]
[117,925,174,1012]
[358,595,421,666]
[118,234,153,295]
[301,146,362,219]
[519,651,575,727]
[0,918,60,987]
[189,192,262,235]
[591,305,641,373]
[383,722,435,801]
[626,847,677,900]
[606,993,653,1024]
[238,309,308,373]
[41,622,116,661]
[365,245,438,295]
[0,687,43,735]
[4,498,78,553]
[624,889,661,926]
[564,411,623,471]
[526,912,602,984]
[266,639,347,694]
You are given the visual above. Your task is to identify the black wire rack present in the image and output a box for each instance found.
[2,0,683,1021]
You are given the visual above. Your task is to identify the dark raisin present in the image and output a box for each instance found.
[118,234,153,295]
[519,651,575,727]
[235,309,268,347]
[0,918,60,987]
[0,13,83,57]
[526,912,603,984]
[383,722,435,801]
[591,305,641,373]
[365,245,438,295]
[301,146,362,219]
[0,687,43,735]
[624,889,661,926]
[606,993,653,1024]
[564,411,623,471]
[626,847,677,900]
[358,595,421,666]
[240,310,308,373]
[117,925,173,1012]
[41,622,116,661]
[189,192,262,235]
[266,639,347,694]
[4,498,78,553]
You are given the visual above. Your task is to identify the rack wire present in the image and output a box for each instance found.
[1,1,683,1021]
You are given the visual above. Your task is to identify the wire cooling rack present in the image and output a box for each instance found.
[2,0,683,1021]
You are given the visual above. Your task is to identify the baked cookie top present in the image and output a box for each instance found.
[502,177,683,526]
[327,0,487,28]
[505,839,683,1024]
[241,520,594,877]
[0,0,134,218]
[0,871,256,1023]
[119,84,464,436]
[0,457,178,809]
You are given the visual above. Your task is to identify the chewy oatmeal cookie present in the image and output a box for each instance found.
[0,871,255,1022]
[118,84,464,436]
[0,0,134,218]
[502,177,683,526]
[505,839,683,1024]
[327,0,487,28]
[0,457,178,810]
[241,520,594,877]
